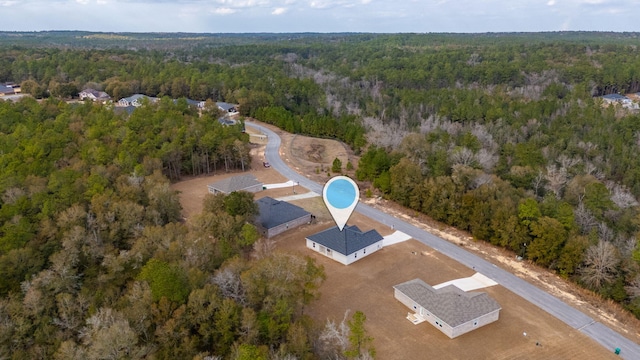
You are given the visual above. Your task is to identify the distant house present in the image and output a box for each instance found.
[0,83,17,96]
[207,174,263,195]
[118,94,158,107]
[186,98,206,109]
[393,278,501,339]
[254,196,312,238]
[79,88,111,102]
[217,102,238,114]
[306,225,383,265]
[601,94,636,109]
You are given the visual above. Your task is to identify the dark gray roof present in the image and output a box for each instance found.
[393,279,501,327]
[255,197,310,229]
[208,174,262,194]
[216,102,237,112]
[306,225,383,255]
[0,84,15,94]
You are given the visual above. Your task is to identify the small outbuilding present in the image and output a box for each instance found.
[306,225,383,265]
[207,174,263,195]
[254,197,312,238]
[393,278,501,339]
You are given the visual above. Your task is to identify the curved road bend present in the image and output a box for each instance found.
[246,121,640,359]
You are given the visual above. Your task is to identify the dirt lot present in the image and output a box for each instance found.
[172,120,638,359]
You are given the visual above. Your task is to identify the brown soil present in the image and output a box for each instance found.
[172,120,639,359]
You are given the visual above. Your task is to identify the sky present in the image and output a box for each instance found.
[1,0,639,33]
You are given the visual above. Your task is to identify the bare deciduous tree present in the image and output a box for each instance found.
[476,148,499,172]
[544,164,568,199]
[557,154,581,171]
[449,147,476,167]
[606,181,639,209]
[211,266,247,306]
[317,310,350,360]
[252,237,276,260]
[574,201,598,234]
[580,240,619,290]
[80,307,148,360]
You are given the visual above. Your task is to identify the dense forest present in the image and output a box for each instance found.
[2,31,640,357]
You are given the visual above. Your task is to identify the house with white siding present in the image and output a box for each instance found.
[306,225,383,265]
[217,102,238,114]
[393,278,501,339]
[79,88,111,102]
[117,94,158,107]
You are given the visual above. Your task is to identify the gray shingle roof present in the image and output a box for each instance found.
[394,279,501,327]
[216,102,237,112]
[602,94,627,100]
[0,84,15,95]
[306,225,383,255]
[255,197,310,229]
[208,174,262,194]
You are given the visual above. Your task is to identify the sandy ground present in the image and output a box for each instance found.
[171,120,639,359]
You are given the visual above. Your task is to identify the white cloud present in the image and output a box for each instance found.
[0,0,18,5]
[214,0,271,8]
[212,7,236,14]
[272,7,287,14]
[547,0,555,5]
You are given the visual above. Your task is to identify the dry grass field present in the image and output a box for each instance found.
[171,120,637,359]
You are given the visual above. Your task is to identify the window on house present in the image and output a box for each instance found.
[364,248,366,254]
[313,242,316,248]
[473,321,478,327]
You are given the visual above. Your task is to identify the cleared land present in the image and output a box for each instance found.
[172,121,637,359]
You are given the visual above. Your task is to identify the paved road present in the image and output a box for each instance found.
[246,120,640,359]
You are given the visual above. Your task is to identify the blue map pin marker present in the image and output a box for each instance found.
[323,176,359,231]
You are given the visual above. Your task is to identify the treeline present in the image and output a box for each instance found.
[0,42,367,150]
[0,98,378,359]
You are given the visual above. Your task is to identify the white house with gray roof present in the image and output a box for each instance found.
[217,102,238,114]
[306,225,383,265]
[254,197,312,238]
[79,88,111,102]
[207,174,263,195]
[393,278,501,339]
[117,94,158,107]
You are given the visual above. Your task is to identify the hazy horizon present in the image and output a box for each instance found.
[1,0,638,34]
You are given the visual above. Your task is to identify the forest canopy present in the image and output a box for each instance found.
[2,31,640,358]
